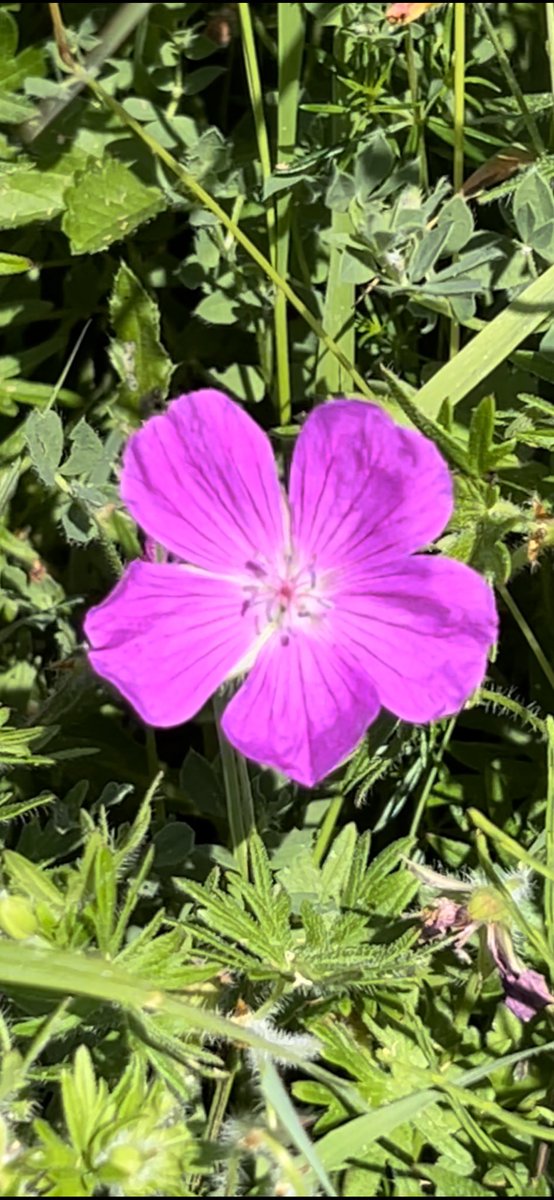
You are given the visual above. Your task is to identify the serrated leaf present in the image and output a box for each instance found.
[60,501,94,544]
[468,395,495,475]
[109,262,173,409]
[62,158,166,256]
[25,409,64,487]
[59,420,105,477]
[382,368,472,473]
[0,10,17,59]
[0,166,67,230]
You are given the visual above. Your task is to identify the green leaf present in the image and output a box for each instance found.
[325,167,356,213]
[514,169,554,248]
[382,368,472,473]
[59,420,105,478]
[0,940,323,1062]
[409,225,452,282]
[0,252,33,276]
[437,195,474,254]
[108,262,173,410]
[0,11,17,59]
[183,65,226,95]
[468,395,495,475]
[414,260,554,417]
[0,166,67,230]
[62,158,166,256]
[257,1057,337,1197]
[195,291,238,324]
[25,410,64,487]
[354,132,395,200]
[0,90,36,123]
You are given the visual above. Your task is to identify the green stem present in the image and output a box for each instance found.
[546,717,554,951]
[547,4,554,147]
[475,2,545,156]
[405,29,428,190]
[214,692,255,879]
[498,583,554,696]
[237,4,275,265]
[450,3,462,360]
[75,68,373,402]
[467,807,554,886]
[450,2,465,359]
[0,941,323,1062]
[275,3,305,424]
[312,793,343,867]
[409,717,456,837]
[316,28,356,395]
[478,685,546,734]
[20,3,154,144]
[238,4,289,418]
[189,1057,238,1193]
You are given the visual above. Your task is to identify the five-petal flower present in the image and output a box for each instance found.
[85,389,498,786]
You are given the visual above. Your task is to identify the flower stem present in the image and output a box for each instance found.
[547,4,554,147]
[410,717,456,837]
[478,685,546,734]
[405,29,428,191]
[316,28,356,395]
[214,693,255,879]
[312,793,343,867]
[449,1,465,360]
[275,3,305,424]
[238,3,290,421]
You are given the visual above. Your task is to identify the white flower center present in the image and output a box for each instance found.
[242,556,331,641]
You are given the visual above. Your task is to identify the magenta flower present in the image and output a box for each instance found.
[84,389,497,786]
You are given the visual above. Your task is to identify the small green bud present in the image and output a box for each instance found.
[0,896,37,940]
[466,885,510,926]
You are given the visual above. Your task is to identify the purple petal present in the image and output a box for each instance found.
[222,631,380,786]
[289,400,453,572]
[331,556,498,723]
[501,967,554,1023]
[121,389,286,573]
[84,561,259,727]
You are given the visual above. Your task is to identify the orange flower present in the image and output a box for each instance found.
[386,2,440,24]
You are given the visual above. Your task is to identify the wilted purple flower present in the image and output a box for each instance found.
[84,389,497,786]
[409,860,554,1023]
[487,927,554,1022]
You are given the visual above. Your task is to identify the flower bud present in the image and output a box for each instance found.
[466,885,510,926]
[0,896,37,940]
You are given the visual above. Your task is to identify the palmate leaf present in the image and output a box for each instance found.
[62,158,166,255]
[177,832,424,990]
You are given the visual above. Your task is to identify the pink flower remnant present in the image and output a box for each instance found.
[84,390,497,786]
